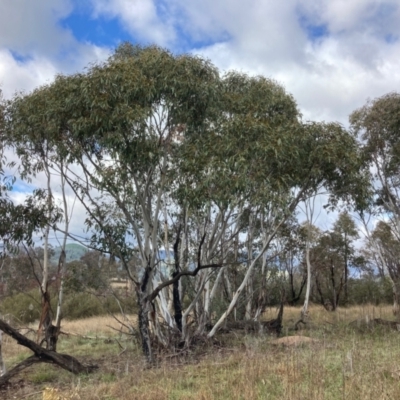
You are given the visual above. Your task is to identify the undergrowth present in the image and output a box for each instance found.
[1,304,400,399]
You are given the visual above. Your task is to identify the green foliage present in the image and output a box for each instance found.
[347,277,393,305]
[1,44,376,359]
[0,289,50,323]
[351,92,400,217]
[0,287,137,323]
[351,92,400,181]
[62,291,137,320]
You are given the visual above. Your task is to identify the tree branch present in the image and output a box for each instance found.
[147,263,223,303]
[0,319,97,381]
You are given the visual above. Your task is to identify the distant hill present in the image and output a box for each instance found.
[51,243,88,264]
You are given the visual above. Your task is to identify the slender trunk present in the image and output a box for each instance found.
[245,215,255,320]
[55,165,69,342]
[254,215,268,321]
[54,256,65,331]
[196,273,211,335]
[173,227,182,332]
[55,163,69,338]
[289,270,296,304]
[0,330,5,376]
[344,236,348,305]
[330,261,337,311]
[38,163,55,350]
[301,243,312,319]
[42,224,50,295]
[314,274,326,307]
[224,269,232,300]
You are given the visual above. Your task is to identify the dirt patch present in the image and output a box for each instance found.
[272,335,319,347]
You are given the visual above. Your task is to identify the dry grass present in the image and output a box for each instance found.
[61,314,137,336]
[268,303,395,326]
[2,304,400,400]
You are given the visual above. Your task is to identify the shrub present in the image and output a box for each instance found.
[0,289,57,324]
[0,288,138,323]
[62,290,137,320]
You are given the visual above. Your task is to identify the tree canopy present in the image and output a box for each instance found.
[0,43,376,364]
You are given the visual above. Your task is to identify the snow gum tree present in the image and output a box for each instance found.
[351,92,400,314]
[6,44,368,363]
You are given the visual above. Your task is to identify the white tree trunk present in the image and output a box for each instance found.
[0,330,5,376]
[301,243,312,319]
[245,215,255,320]
[208,218,287,338]
[55,163,70,329]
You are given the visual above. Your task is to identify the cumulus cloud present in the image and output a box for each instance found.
[91,0,176,45]
[1,0,399,237]
[0,49,58,97]
[0,0,74,56]
[174,0,400,124]
[0,0,110,98]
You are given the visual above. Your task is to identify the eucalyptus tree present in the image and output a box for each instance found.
[351,93,400,232]
[5,82,73,351]
[332,212,358,304]
[178,71,305,331]
[0,92,94,383]
[207,110,368,336]
[272,218,306,306]
[367,221,400,314]
[7,44,368,361]
[8,44,223,362]
[311,231,345,310]
[350,92,400,311]
[299,199,321,321]
[310,214,358,311]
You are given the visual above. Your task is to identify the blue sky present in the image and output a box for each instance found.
[1,0,400,241]
[60,7,132,48]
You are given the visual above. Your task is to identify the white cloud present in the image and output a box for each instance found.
[0,0,110,98]
[0,49,58,98]
[1,0,400,237]
[300,0,400,36]
[92,0,176,45]
[1,0,399,122]
[180,0,400,124]
[0,0,74,56]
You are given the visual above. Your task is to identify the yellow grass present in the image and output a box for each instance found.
[110,280,130,290]
[61,314,137,336]
[2,304,400,400]
[266,303,395,325]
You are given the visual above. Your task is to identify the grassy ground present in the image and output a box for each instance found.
[2,305,400,399]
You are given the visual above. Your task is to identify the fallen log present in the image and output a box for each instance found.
[0,318,97,387]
